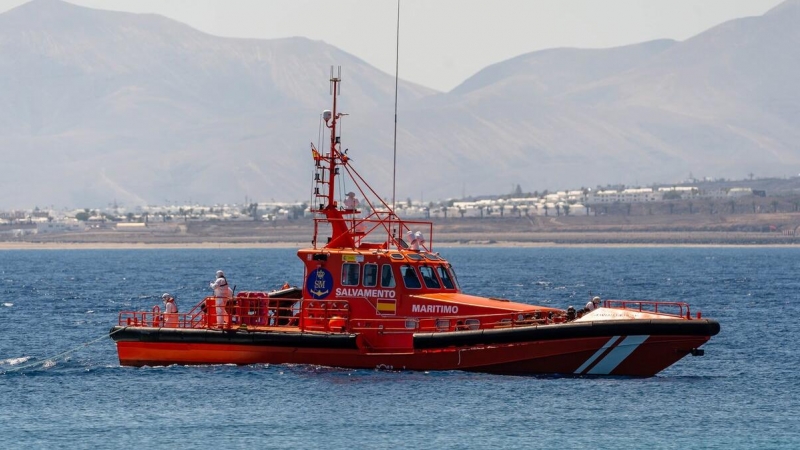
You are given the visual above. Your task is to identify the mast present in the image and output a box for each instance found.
[310,66,354,248]
[308,65,430,251]
[326,66,341,210]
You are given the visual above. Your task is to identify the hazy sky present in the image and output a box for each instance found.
[0,0,786,91]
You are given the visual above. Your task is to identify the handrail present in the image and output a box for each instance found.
[314,216,435,251]
[602,299,691,318]
[117,297,698,332]
[116,300,563,333]
[348,310,564,334]
[118,294,303,330]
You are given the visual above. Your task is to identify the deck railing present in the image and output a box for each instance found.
[602,299,696,319]
[347,310,565,334]
[118,294,302,329]
[117,297,698,332]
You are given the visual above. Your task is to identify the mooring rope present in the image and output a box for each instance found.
[2,327,125,373]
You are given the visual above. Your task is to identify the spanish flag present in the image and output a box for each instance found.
[376,299,396,315]
[311,143,321,161]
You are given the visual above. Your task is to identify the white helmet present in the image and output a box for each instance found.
[216,270,225,278]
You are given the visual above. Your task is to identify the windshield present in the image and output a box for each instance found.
[400,264,421,289]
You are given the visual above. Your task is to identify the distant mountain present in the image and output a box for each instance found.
[0,0,798,209]
[0,0,433,208]
[383,0,800,197]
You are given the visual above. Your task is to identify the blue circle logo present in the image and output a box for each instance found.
[306,267,333,299]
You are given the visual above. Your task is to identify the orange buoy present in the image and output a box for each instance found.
[328,316,346,331]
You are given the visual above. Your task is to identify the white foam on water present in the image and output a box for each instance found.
[3,356,31,366]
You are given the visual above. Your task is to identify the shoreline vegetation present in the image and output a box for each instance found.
[2,214,800,249]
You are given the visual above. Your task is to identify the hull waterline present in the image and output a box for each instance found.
[111,318,719,376]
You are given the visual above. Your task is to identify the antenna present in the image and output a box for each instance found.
[392,0,400,213]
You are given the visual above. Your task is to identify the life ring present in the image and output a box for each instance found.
[328,316,346,331]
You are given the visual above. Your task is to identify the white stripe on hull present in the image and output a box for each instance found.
[587,335,650,375]
[573,335,621,374]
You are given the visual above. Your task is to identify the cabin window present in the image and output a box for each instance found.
[465,319,480,330]
[380,264,396,288]
[419,265,440,289]
[400,265,421,289]
[446,264,461,289]
[363,263,378,287]
[342,263,360,286]
[436,265,455,290]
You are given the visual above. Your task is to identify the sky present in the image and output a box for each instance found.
[0,0,785,91]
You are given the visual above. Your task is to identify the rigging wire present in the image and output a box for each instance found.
[392,0,400,213]
[338,114,346,204]
[2,327,126,374]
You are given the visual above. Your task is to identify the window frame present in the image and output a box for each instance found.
[400,264,422,289]
[380,264,396,288]
[341,263,360,286]
[363,263,378,287]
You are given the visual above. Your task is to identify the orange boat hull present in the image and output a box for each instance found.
[113,331,711,377]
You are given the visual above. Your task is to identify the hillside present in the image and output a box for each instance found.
[1,0,799,209]
[0,0,434,208]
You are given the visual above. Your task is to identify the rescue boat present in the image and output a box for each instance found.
[110,72,720,376]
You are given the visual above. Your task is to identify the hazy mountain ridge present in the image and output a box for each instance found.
[0,0,435,207]
[0,0,798,208]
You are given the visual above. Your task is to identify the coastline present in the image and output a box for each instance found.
[2,239,798,250]
[3,217,799,250]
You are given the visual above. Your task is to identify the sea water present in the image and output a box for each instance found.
[0,247,798,449]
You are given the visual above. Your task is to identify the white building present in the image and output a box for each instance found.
[587,188,663,204]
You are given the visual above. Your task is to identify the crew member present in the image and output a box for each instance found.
[407,230,424,251]
[566,305,576,322]
[584,296,601,312]
[210,270,231,326]
[162,293,179,327]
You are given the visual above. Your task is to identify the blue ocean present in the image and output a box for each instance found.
[1,247,797,449]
